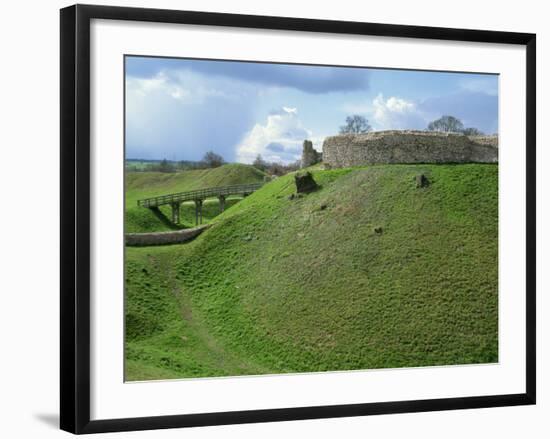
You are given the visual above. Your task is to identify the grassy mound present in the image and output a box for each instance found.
[125,163,266,233]
[125,164,498,381]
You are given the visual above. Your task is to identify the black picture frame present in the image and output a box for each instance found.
[60,4,536,434]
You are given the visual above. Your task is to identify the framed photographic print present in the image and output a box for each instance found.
[60,4,536,434]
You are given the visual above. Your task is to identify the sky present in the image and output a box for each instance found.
[125,56,498,164]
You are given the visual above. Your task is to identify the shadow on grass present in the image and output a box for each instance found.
[151,207,186,231]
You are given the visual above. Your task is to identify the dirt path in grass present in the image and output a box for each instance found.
[168,268,270,376]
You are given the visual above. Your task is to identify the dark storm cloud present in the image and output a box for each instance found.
[126,56,370,94]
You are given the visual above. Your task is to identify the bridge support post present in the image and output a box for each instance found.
[218,195,226,213]
[194,199,203,225]
[170,202,180,224]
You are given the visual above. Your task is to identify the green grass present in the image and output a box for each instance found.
[125,164,498,380]
[125,163,266,232]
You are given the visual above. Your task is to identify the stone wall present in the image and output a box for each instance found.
[468,135,499,148]
[301,140,322,168]
[322,130,498,168]
[125,225,209,246]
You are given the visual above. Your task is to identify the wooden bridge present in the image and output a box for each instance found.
[137,182,264,225]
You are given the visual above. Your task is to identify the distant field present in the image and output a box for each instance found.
[125,159,202,171]
[125,160,157,171]
[125,163,266,232]
[125,164,498,381]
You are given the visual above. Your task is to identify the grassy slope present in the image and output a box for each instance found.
[125,163,266,233]
[125,164,498,381]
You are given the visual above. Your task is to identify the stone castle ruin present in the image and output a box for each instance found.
[301,140,322,168]
[321,130,498,168]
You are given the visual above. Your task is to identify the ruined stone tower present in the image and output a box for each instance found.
[301,140,322,168]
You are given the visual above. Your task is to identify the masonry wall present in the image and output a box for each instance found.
[125,225,208,246]
[322,130,498,168]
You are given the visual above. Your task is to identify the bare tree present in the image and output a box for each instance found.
[200,150,225,168]
[253,154,268,171]
[461,127,484,136]
[339,115,372,134]
[427,115,464,133]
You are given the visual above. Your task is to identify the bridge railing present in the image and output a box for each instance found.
[137,182,264,208]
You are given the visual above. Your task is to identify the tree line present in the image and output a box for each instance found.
[126,150,226,173]
[252,155,301,176]
[339,114,487,136]
[127,149,300,177]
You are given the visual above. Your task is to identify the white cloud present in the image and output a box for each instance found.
[340,94,427,130]
[371,94,426,130]
[127,72,190,101]
[309,135,327,153]
[236,107,313,164]
[126,70,244,106]
[342,89,497,135]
